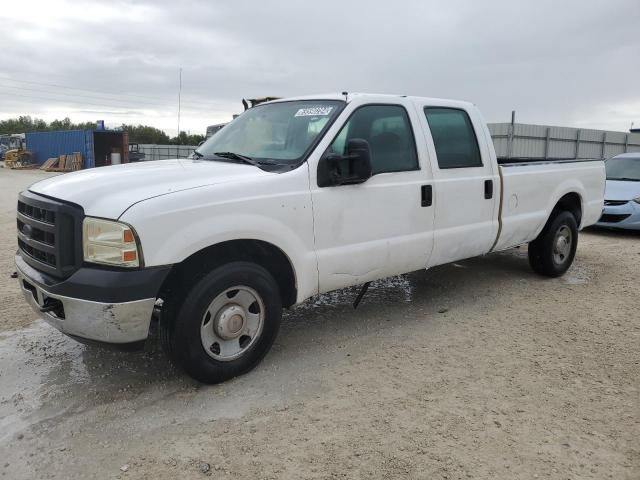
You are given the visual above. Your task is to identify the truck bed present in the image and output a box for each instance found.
[493,158,605,251]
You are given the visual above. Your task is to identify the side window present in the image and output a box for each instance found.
[424,107,482,169]
[326,105,418,174]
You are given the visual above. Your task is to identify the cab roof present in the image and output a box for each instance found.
[267,92,475,109]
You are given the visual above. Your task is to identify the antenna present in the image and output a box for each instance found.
[177,67,182,136]
[342,91,348,101]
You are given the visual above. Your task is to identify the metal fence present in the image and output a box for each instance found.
[138,144,198,160]
[488,123,640,160]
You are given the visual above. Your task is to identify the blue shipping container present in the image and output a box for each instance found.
[25,130,95,168]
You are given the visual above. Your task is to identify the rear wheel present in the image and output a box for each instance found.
[528,211,578,277]
[160,261,282,383]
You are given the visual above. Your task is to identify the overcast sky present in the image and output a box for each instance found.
[1,0,638,136]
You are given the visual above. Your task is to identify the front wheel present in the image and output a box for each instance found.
[528,211,578,277]
[160,261,282,384]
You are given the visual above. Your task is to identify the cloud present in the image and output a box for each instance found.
[1,0,638,135]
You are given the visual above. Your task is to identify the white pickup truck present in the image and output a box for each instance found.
[15,93,605,383]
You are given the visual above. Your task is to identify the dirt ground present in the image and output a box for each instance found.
[0,167,638,480]
[0,168,61,331]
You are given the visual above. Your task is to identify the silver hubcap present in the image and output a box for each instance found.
[553,225,572,265]
[200,286,264,361]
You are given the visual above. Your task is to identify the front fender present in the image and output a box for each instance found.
[119,170,319,302]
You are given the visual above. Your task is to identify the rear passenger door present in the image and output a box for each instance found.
[415,104,499,266]
[309,100,435,294]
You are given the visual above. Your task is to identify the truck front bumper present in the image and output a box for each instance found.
[15,254,171,345]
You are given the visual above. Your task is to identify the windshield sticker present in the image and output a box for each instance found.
[294,106,334,117]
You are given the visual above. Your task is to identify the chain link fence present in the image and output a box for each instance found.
[138,144,198,160]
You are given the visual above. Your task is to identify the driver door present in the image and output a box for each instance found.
[309,100,435,294]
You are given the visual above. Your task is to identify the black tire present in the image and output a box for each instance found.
[528,210,578,277]
[159,261,282,384]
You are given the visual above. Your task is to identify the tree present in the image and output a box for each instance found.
[0,116,48,134]
[170,131,205,146]
[121,124,170,144]
[0,117,177,145]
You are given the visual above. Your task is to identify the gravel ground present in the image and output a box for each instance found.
[0,168,60,331]
[0,167,638,479]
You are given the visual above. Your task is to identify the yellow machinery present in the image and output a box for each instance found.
[2,134,33,168]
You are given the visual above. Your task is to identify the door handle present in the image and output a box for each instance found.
[484,179,493,199]
[421,185,432,207]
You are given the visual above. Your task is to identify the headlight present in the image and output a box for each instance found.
[83,218,141,267]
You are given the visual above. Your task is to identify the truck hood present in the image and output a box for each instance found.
[29,159,273,218]
[604,179,640,201]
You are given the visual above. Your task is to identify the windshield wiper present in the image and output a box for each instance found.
[608,177,640,182]
[213,151,262,167]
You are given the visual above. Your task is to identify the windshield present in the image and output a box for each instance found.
[195,100,344,165]
[605,156,640,181]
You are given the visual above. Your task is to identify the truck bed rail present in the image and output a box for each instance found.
[498,157,604,167]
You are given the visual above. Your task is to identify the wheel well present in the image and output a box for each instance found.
[159,240,297,308]
[553,192,582,226]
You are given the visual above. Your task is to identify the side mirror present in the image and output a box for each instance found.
[317,138,373,187]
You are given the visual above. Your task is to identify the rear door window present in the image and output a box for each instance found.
[424,107,482,169]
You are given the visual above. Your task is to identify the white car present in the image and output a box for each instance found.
[15,93,605,383]
[596,153,640,230]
